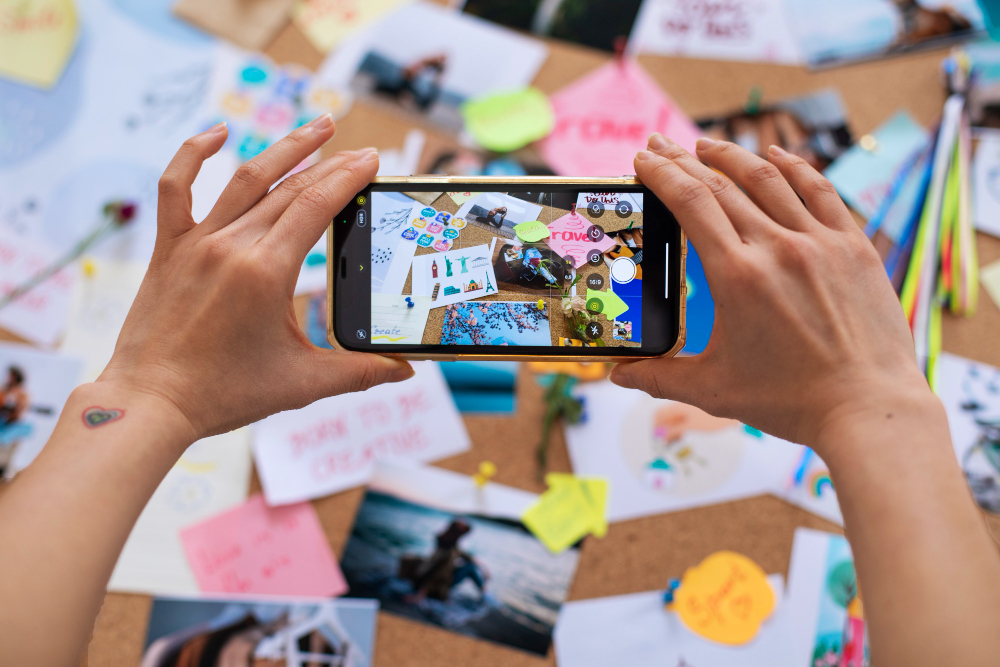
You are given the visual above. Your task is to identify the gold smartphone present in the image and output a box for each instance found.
[327,176,686,361]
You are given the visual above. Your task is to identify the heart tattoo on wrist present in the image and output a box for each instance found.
[82,406,126,429]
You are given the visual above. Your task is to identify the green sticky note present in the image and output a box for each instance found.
[514,220,549,243]
[461,88,555,153]
[587,287,629,321]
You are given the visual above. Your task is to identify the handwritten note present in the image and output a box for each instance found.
[0,0,78,88]
[522,474,608,553]
[545,209,615,268]
[180,494,347,597]
[293,0,411,53]
[0,229,75,346]
[540,59,700,177]
[447,192,475,206]
[462,87,554,152]
[371,294,430,344]
[252,362,470,504]
[673,551,775,645]
[514,220,550,243]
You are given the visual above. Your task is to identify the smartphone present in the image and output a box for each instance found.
[327,177,686,361]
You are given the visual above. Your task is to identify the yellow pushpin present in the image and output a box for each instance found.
[473,461,497,488]
[537,298,545,311]
[82,258,97,278]
[859,134,878,153]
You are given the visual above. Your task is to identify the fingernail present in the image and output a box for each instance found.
[359,147,378,161]
[635,150,657,161]
[307,113,334,130]
[609,367,636,389]
[207,121,227,134]
[388,363,414,383]
[695,137,718,151]
[647,133,668,150]
[768,144,787,156]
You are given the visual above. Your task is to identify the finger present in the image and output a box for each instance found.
[201,113,337,233]
[767,146,854,231]
[157,123,228,239]
[646,133,771,238]
[695,138,815,232]
[610,356,705,406]
[264,148,379,272]
[634,150,741,259]
[228,149,375,242]
[307,349,415,397]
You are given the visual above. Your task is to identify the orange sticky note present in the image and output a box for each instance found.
[673,551,775,645]
[0,0,79,88]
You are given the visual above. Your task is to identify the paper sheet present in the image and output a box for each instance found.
[0,229,75,346]
[554,576,792,666]
[59,258,147,382]
[370,293,431,344]
[0,341,82,478]
[768,435,843,525]
[540,59,700,177]
[108,429,252,595]
[252,362,471,505]
[180,494,348,597]
[564,381,797,522]
[825,112,928,219]
[973,129,1000,238]
[0,0,79,88]
[292,0,412,53]
[981,259,1000,311]
[410,243,499,308]
[629,0,800,65]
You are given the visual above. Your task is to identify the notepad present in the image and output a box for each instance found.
[371,294,430,344]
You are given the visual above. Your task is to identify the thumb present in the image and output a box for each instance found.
[610,356,705,405]
[310,349,415,398]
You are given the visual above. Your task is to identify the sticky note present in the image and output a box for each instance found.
[293,0,411,54]
[447,191,475,205]
[461,87,555,153]
[981,259,1000,311]
[523,480,597,553]
[587,287,630,321]
[180,495,348,597]
[514,220,550,243]
[673,551,775,645]
[546,210,615,268]
[0,0,78,88]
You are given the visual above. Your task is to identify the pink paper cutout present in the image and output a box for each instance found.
[180,494,347,597]
[540,59,700,176]
[546,210,615,268]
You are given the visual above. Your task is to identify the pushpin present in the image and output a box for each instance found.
[473,461,497,488]
[405,296,415,309]
[662,577,682,606]
[537,298,545,311]
[82,258,97,278]
[859,134,879,153]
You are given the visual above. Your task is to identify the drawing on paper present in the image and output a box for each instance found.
[811,536,868,667]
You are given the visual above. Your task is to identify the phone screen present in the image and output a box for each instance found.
[332,183,683,356]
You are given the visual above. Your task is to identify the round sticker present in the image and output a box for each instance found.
[417,234,434,247]
[413,217,427,228]
[421,207,436,218]
[443,228,460,239]
[451,217,468,229]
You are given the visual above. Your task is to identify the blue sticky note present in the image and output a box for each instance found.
[824,112,928,220]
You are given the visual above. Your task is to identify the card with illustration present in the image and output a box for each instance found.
[786,528,868,667]
[564,382,792,521]
[455,192,543,240]
[143,595,378,667]
[410,243,499,308]
[767,437,843,525]
[0,341,82,479]
[371,190,419,294]
[340,460,580,656]
[440,301,551,346]
[934,352,1000,513]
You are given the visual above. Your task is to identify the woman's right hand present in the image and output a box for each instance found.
[611,134,931,449]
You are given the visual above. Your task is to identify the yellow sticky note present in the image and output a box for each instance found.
[447,191,475,206]
[0,0,79,88]
[540,474,608,540]
[587,287,629,321]
[981,259,1000,312]
[522,480,595,553]
[514,220,550,243]
[461,88,555,153]
[292,0,411,54]
[673,551,775,645]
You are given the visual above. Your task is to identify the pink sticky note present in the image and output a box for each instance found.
[540,59,700,176]
[180,494,347,597]
[546,210,615,268]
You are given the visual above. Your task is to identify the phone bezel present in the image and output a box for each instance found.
[328,176,686,361]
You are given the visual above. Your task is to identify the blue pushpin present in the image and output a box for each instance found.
[405,297,415,309]
[662,578,682,606]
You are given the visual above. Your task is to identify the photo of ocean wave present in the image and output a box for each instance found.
[341,491,580,655]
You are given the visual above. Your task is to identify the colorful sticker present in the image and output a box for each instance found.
[412,217,427,228]
[427,221,444,234]
[401,227,418,240]
[421,207,436,218]
[443,228,459,239]
[433,239,453,252]
[451,217,468,229]
[417,234,434,247]
[435,211,453,224]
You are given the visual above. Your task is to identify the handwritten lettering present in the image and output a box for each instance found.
[0,4,65,34]
[289,415,349,457]
[310,425,427,480]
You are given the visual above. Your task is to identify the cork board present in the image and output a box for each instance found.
[0,16,989,667]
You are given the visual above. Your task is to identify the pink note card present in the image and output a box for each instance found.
[546,210,615,269]
[180,494,348,597]
[540,59,700,177]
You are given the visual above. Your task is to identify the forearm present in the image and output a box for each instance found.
[0,381,196,667]
[818,388,1000,666]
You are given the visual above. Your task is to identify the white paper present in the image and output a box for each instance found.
[973,129,1000,239]
[934,352,1000,514]
[629,0,801,65]
[769,435,844,525]
[252,362,471,505]
[371,294,431,344]
[59,259,147,383]
[564,381,793,522]
[371,191,419,294]
[108,429,252,595]
[555,576,792,667]
[0,229,76,347]
[410,243,499,308]
[0,342,82,477]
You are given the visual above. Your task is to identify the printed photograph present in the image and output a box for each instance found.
[142,596,378,667]
[341,489,580,655]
